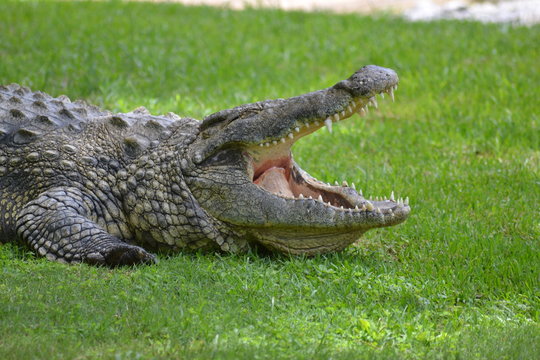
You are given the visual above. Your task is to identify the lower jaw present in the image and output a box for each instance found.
[252,158,409,218]
[245,227,367,255]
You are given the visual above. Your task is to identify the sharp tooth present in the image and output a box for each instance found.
[295,127,300,133]
[308,196,313,200]
[324,118,333,133]
[333,114,340,122]
[369,97,378,109]
[318,195,323,202]
[259,143,264,147]
[340,206,344,210]
[327,201,331,206]
[380,93,385,99]
[288,133,294,139]
[272,140,277,145]
[355,205,359,211]
[361,204,367,211]
[305,122,310,128]
[388,87,395,102]
[405,197,409,205]
[376,207,382,213]
[394,84,398,91]
[359,189,363,196]
[341,111,346,117]
[347,105,352,113]
[334,181,339,186]
[389,209,393,215]
[351,182,356,190]
[366,201,374,211]
[390,191,395,201]
[299,194,304,199]
[363,105,369,113]
[342,180,348,187]
[280,138,286,143]
[357,107,366,116]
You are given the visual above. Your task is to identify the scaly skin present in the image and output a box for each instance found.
[0,66,410,266]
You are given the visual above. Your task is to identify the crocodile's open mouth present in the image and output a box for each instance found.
[193,65,410,254]
[248,83,409,222]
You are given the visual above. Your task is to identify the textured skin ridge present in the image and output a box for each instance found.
[0,83,187,150]
[0,83,108,142]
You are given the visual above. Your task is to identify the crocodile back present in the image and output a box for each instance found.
[0,84,200,242]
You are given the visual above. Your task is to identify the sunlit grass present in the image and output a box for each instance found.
[0,1,538,359]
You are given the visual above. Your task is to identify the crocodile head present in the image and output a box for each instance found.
[185,65,410,255]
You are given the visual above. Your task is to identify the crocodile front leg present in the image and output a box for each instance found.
[15,187,156,266]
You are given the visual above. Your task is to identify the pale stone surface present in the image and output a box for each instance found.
[137,0,540,24]
[405,0,540,25]
[138,0,449,14]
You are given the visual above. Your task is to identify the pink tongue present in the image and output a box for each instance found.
[254,167,294,197]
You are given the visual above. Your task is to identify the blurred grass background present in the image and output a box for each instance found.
[0,1,538,359]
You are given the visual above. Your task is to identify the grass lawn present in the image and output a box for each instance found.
[0,1,539,359]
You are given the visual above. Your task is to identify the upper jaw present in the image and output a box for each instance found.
[194,65,398,164]
[252,85,398,148]
[252,74,398,148]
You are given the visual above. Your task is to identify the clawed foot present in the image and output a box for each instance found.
[86,244,157,267]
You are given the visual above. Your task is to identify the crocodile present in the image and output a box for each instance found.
[0,65,410,266]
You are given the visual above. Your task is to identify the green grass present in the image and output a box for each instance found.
[1,1,539,359]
